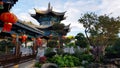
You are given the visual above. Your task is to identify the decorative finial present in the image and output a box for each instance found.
[48,2,51,10]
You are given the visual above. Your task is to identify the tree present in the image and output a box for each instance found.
[51,23,70,48]
[51,23,70,36]
[62,37,71,45]
[78,12,120,62]
[47,40,58,48]
[75,33,88,48]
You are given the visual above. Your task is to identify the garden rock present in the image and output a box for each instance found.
[41,63,58,68]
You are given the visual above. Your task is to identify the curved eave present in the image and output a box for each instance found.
[15,21,44,35]
[3,0,18,9]
[36,11,65,16]
[0,0,18,13]
[31,13,66,21]
[34,8,66,16]
[35,25,52,30]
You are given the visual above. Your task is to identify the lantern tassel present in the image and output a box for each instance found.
[2,22,12,32]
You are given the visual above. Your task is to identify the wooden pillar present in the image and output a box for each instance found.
[33,38,37,54]
[5,45,8,54]
[15,34,20,56]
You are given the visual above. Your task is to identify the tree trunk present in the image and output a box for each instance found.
[93,45,107,62]
[85,29,94,46]
[58,35,63,48]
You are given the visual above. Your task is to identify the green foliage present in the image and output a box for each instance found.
[79,12,120,46]
[80,54,94,63]
[51,36,58,40]
[73,47,83,59]
[62,37,71,45]
[106,38,120,54]
[0,40,15,53]
[56,48,64,55]
[52,23,70,35]
[48,54,80,67]
[66,42,75,47]
[45,47,53,53]
[47,40,58,48]
[74,48,94,65]
[67,35,74,40]
[34,62,42,68]
[44,47,56,58]
[75,33,88,48]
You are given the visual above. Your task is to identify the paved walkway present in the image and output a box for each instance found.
[9,60,36,68]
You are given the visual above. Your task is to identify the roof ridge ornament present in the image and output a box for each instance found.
[48,2,52,11]
[48,2,50,10]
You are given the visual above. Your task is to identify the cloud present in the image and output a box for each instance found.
[61,0,102,36]
[99,0,120,17]
[16,13,39,25]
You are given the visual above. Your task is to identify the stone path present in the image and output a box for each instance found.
[9,60,36,68]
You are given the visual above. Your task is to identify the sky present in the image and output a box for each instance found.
[11,0,120,36]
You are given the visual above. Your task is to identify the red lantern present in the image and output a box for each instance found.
[21,35,27,42]
[2,23,12,32]
[0,12,17,24]
[0,1,3,9]
[36,38,42,46]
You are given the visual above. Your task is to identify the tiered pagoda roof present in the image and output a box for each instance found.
[31,2,66,21]
[34,8,66,16]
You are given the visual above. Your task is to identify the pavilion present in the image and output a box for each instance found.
[30,2,69,36]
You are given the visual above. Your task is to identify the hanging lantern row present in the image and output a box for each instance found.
[0,1,4,9]
[0,12,18,32]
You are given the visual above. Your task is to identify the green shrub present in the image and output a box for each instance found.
[34,62,42,68]
[75,33,88,48]
[44,47,56,58]
[47,40,58,48]
[74,48,94,66]
[0,40,15,53]
[80,54,94,62]
[48,54,80,67]
[66,42,75,47]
